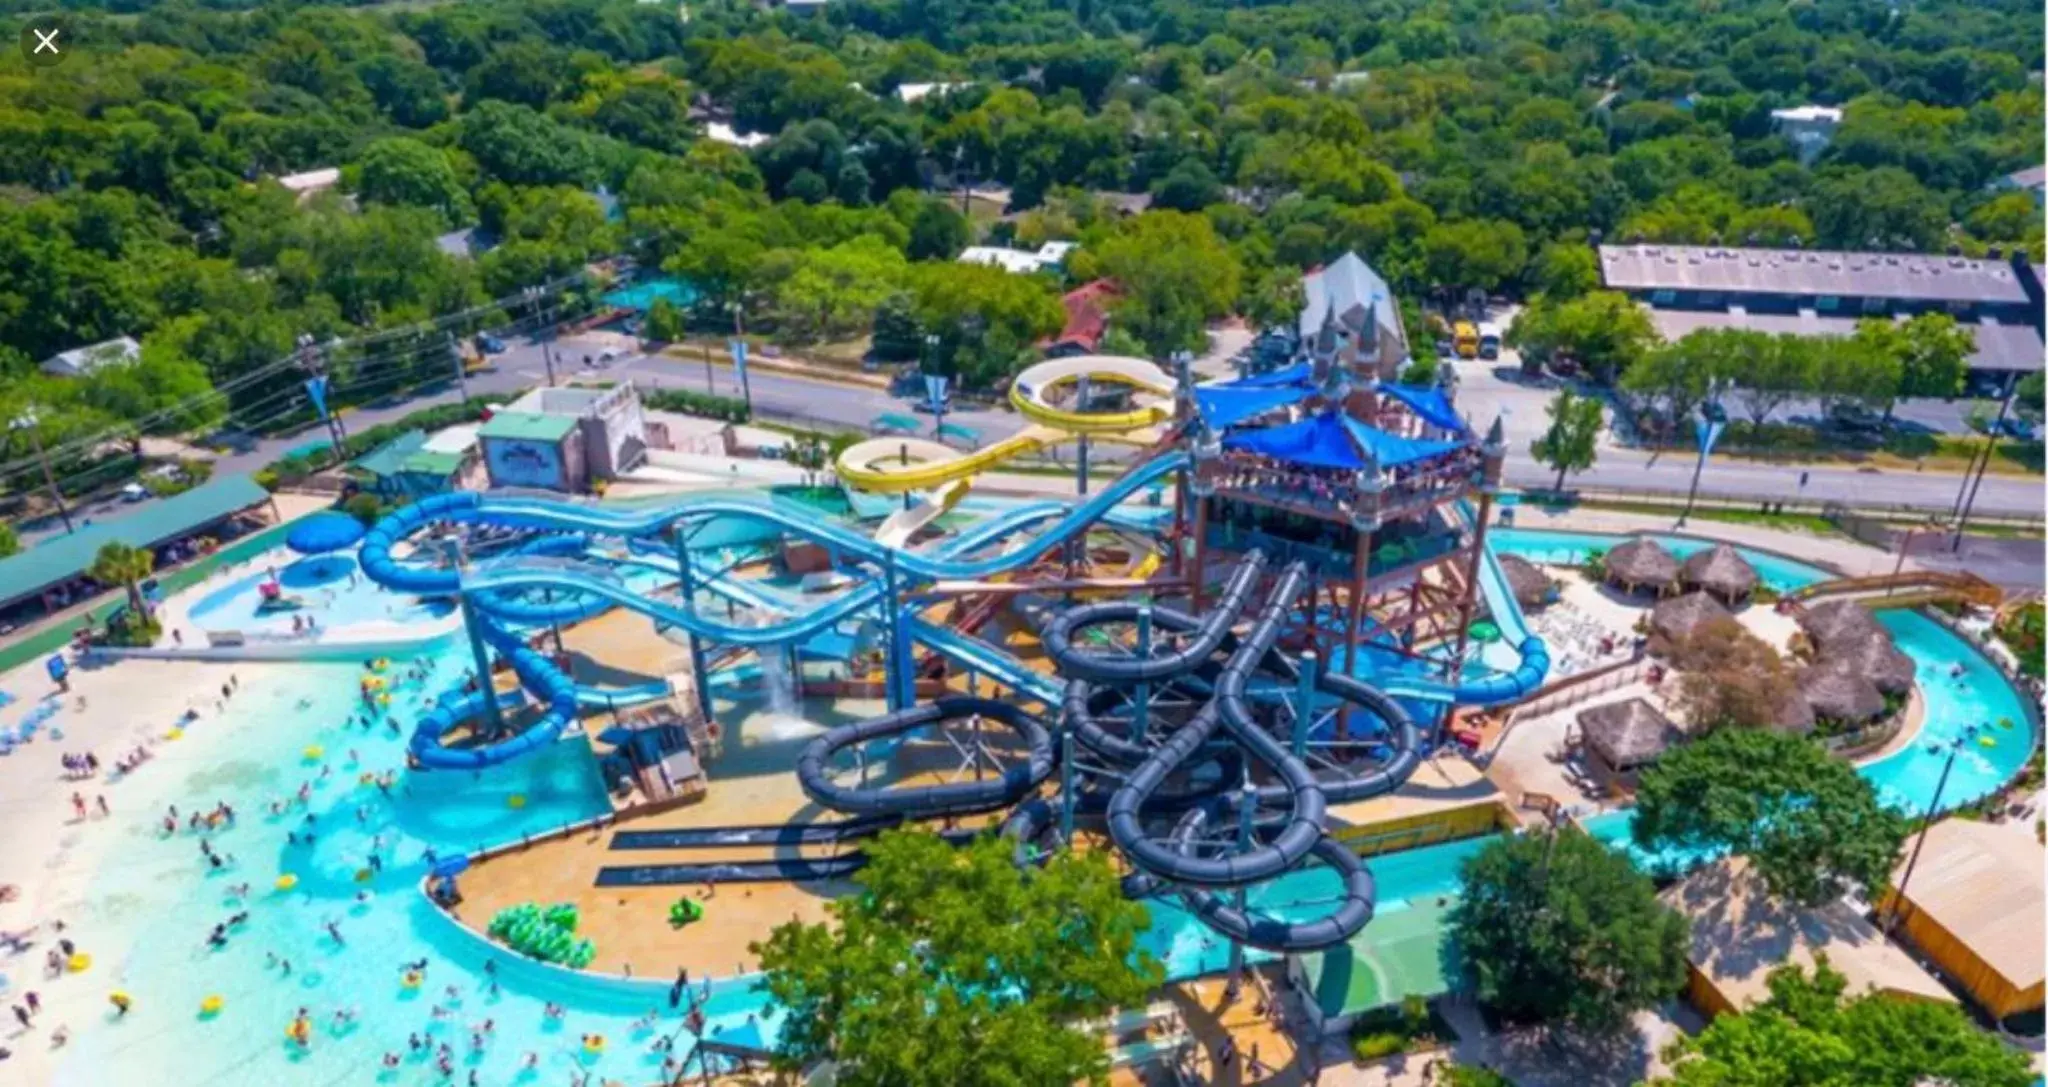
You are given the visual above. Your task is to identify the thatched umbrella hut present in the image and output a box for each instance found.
[1769,690,1817,735]
[1577,698,1683,788]
[1682,543,1761,605]
[1797,599,1884,653]
[1649,591,1733,645]
[1603,537,1682,596]
[1497,553,1556,610]
[1820,633,1917,697]
[1799,664,1886,724]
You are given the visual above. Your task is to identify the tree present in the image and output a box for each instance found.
[355,138,473,227]
[79,336,225,457]
[1239,266,1304,333]
[765,236,909,345]
[1421,219,1528,299]
[1448,830,1688,1033]
[642,298,687,343]
[1633,729,1908,908]
[906,199,970,262]
[1530,243,1601,301]
[1893,312,1975,401]
[755,830,1161,1087]
[88,541,156,620]
[1148,159,1224,213]
[1087,212,1240,358]
[1730,334,1815,427]
[1809,334,1900,419]
[2015,371,2045,424]
[0,521,18,559]
[1667,617,1800,733]
[1655,960,2032,1087]
[1508,292,1659,383]
[1619,333,1722,440]
[907,262,1065,390]
[1530,389,1604,491]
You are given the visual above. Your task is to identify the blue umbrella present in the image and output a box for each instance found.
[286,511,368,556]
[430,856,471,880]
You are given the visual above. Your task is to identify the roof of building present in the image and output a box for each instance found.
[2006,165,2047,191]
[478,412,579,442]
[1664,857,1955,1011]
[1798,665,1887,722]
[1682,542,1761,599]
[277,167,341,193]
[1770,105,1844,124]
[351,430,429,478]
[0,474,270,610]
[894,82,970,103]
[1578,697,1682,770]
[1599,244,2034,306]
[422,424,481,455]
[1798,599,1886,652]
[1645,309,2044,373]
[957,243,1074,275]
[1891,818,2046,993]
[1300,252,1405,345]
[1818,633,1916,696]
[40,335,140,378]
[1604,536,1682,590]
[1649,590,1733,642]
[704,122,770,149]
[1048,279,1119,353]
[1497,553,1554,608]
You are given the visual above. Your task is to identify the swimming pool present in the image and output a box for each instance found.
[1495,529,2039,858]
[187,562,456,635]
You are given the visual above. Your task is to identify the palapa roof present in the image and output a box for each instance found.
[1649,591,1733,643]
[1497,553,1553,609]
[1770,689,1817,735]
[1603,536,1681,590]
[1577,698,1682,770]
[1889,818,2046,996]
[1799,664,1887,722]
[1798,599,1884,652]
[1820,633,1917,696]
[1663,858,1955,1012]
[1682,543,1760,600]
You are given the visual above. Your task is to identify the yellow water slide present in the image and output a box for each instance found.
[834,356,1179,493]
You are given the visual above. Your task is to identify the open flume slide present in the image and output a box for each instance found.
[357,454,1188,768]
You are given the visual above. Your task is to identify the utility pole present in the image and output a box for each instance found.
[447,332,470,404]
[1950,389,2013,549]
[1677,382,1727,528]
[11,410,74,535]
[1883,726,1977,935]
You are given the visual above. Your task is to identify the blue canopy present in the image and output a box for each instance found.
[1224,412,1367,470]
[1231,362,1313,388]
[429,855,471,879]
[1382,383,1467,434]
[286,511,367,555]
[1195,382,1317,429]
[1339,416,1466,468]
[1224,412,1466,471]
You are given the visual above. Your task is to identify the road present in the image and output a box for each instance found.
[18,326,2040,547]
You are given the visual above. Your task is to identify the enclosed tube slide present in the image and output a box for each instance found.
[794,697,1053,819]
[358,455,1186,768]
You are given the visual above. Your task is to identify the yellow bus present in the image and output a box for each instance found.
[1453,321,1480,358]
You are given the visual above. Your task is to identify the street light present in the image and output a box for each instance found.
[1949,384,2016,550]
[10,409,74,535]
[923,334,945,439]
[1883,723,1981,936]
[727,299,753,414]
[1676,380,1728,528]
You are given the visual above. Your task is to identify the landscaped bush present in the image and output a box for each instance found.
[1348,994,1450,1061]
[1995,601,2044,681]
[643,388,750,423]
[1351,1031,1407,1060]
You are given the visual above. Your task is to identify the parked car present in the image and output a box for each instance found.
[476,333,507,354]
[119,483,150,503]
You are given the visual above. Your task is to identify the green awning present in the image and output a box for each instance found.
[937,422,980,443]
[350,430,428,478]
[0,474,272,609]
[872,413,920,433]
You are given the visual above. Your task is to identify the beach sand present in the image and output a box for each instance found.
[0,654,260,1085]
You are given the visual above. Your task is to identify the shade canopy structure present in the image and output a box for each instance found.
[1798,599,1884,652]
[1682,543,1760,603]
[1221,411,1465,471]
[1194,379,1319,430]
[1821,632,1917,696]
[1496,553,1555,609]
[1649,591,1733,644]
[1380,383,1467,435]
[1578,698,1682,771]
[1799,663,1887,723]
[285,511,367,556]
[871,413,920,433]
[1603,537,1682,595]
[1769,689,1817,735]
[936,422,981,444]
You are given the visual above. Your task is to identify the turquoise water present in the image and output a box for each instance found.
[1495,529,2039,860]
[1138,835,1493,979]
[188,562,456,635]
[49,639,769,1087]
[602,278,699,313]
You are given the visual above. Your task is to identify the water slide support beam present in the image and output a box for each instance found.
[445,537,505,737]
[1227,780,1255,986]
[1058,727,1076,846]
[1131,606,1152,742]
[1188,495,1210,614]
[1444,491,1497,744]
[1292,650,1317,759]
[671,527,714,725]
[1341,524,1374,738]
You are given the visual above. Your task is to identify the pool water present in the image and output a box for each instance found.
[50,637,770,1087]
[1138,836,1493,980]
[188,561,456,635]
[1494,529,2039,859]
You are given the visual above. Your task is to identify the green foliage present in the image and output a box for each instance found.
[906,262,1065,390]
[1994,601,2045,682]
[1443,1068,1511,1087]
[1530,389,1605,491]
[1448,830,1688,1033]
[765,236,910,346]
[1654,959,2032,1087]
[0,522,17,559]
[754,830,1160,1087]
[1084,212,1240,359]
[641,298,687,344]
[342,492,390,527]
[355,138,474,227]
[259,399,509,490]
[641,388,750,423]
[486,902,597,969]
[1509,292,1661,383]
[1633,730,1909,907]
[1351,1031,1406,1060]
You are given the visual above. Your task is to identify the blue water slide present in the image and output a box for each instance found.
[357,455,1188,768]
[1375,534,1550,706]
[904,618,1062,704]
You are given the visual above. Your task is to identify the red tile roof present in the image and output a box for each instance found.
[1047,279,1121,352]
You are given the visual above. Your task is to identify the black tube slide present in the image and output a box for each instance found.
[794,697,1054,819]
[1041,551,1267,684]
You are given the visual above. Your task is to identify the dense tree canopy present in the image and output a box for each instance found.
[1633,729,1909,907]
[754,830,1160,1087]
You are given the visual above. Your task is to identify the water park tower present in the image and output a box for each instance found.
[1187,252,1506,706]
